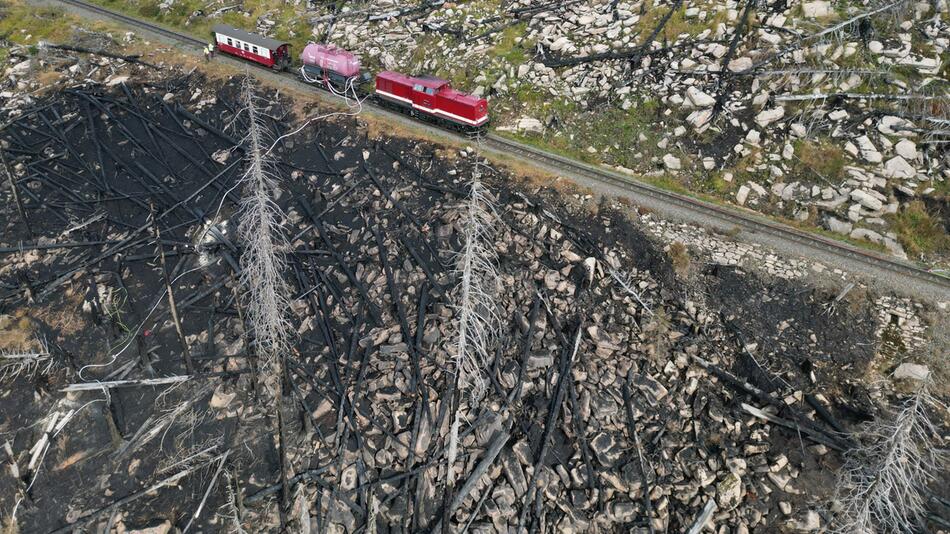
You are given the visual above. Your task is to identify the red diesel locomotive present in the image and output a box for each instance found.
[375,72,489,128]
[210,25,488,130]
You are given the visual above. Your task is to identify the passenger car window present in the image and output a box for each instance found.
[227,38,233,46]
[253,46,258,54]
[244,43,249,51]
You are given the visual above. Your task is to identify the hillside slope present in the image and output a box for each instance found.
[88,0,950,267]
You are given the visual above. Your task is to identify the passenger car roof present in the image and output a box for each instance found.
[212,24,288,51]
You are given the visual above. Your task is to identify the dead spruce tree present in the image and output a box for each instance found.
[443,160,501,529]
[829,381,948,534]
[236,77,291,392]
[235,77,297,521]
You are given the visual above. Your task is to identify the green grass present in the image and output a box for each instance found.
[493,22,528,65]
[793,139,846,182]
[0,2,75,46]
[409,34,440,67]
[501,97,663,167]
[888,201,950,256]
[642,171,694,195]
[637,2,731,42]
[699,172,735,195]
[96,0,317,59]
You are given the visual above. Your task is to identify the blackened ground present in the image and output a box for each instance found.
[0,73,943,533]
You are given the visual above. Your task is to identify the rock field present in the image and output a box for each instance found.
[186,0,950,263]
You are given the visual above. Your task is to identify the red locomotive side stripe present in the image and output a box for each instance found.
[375,89,488,126]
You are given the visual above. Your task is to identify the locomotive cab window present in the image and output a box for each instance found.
[424,87,435,96]
[412,84,424,92]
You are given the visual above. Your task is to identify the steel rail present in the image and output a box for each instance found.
[44,0,950,291]
[58,0,207,47]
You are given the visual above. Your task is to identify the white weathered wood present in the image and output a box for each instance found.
[686,498,717,534]
[776,93,945,102]
[61,375,191,392]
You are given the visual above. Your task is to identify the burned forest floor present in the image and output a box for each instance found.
[0,45,949,534]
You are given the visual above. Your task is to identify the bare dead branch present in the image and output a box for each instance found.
[828,383,948,533]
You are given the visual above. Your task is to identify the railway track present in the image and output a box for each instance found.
[44,0,950,294]
[486,135,950,286]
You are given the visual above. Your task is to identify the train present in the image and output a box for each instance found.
[211,24,489,131]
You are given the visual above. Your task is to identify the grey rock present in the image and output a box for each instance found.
[663,154,682,171]
[855,135,882,163]
[736,185,750,205]
[512,439,532,466]
[802,1,831,17]
[894,139,917,160]
[884,155,915,179]
[893,362,929,380]
[788,510,822,531]
[716,472,744,510]
[591,432,622,467]
[850,228,884,244]
[631,373,668,405]
[328,500,357,532]
[883,237,907,259]
[126,522,172,534]
[685,86,716,108]
[687,109,713,130]
[516,117,544,135]
[754,107,785,127]
[826,217,852,235]
[611,501,638,522]
[492,485,516,510]
[850,189,883,211]
[502,450,529,497]
[878,115,914,135]
[527,352,554,370]
[728,57,753,72]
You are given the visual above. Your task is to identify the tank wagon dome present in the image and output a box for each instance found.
[300,44,361,78]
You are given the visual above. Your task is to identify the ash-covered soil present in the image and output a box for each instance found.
[0,72,945,533]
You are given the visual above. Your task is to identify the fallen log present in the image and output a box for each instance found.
[48,451,229,534]
[429,428,510,533]
[741,403,845,451]
[41,43,160,69]
[623,373,656,534]
[775,92,946,102]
